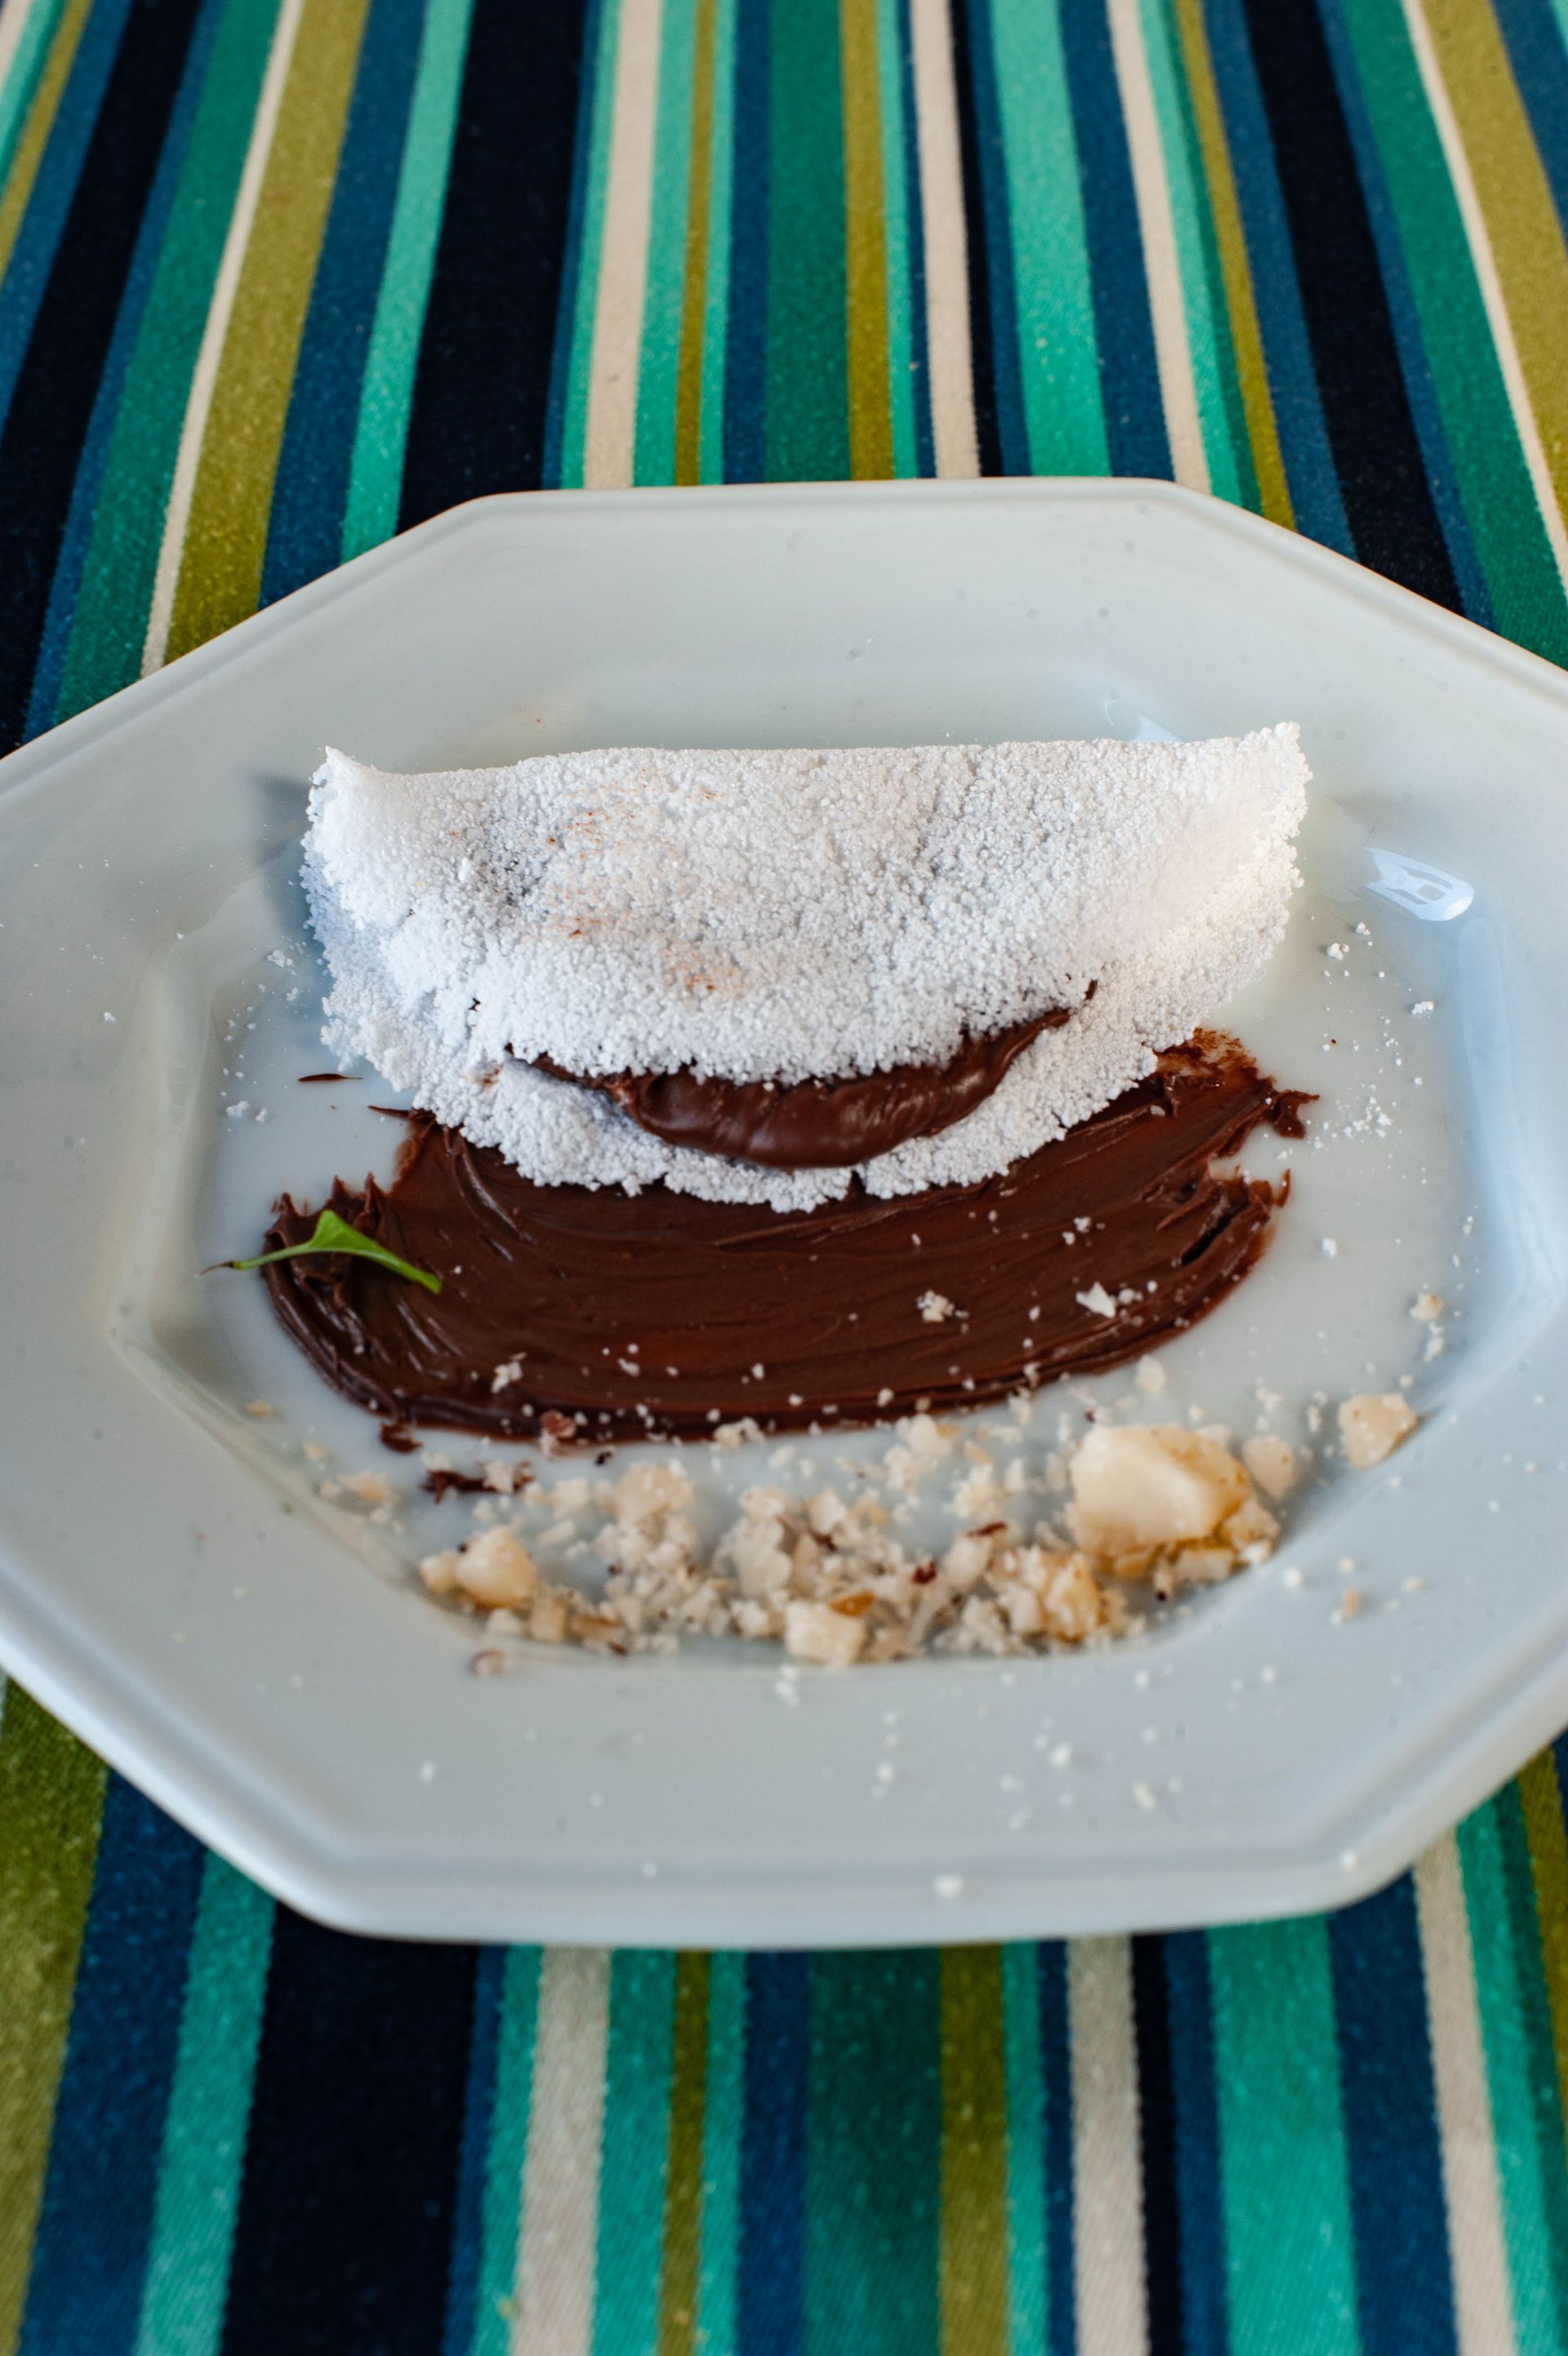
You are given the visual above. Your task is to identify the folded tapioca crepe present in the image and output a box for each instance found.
[304,728,1307,1211]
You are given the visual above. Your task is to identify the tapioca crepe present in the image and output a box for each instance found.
[304,728,1307,1211]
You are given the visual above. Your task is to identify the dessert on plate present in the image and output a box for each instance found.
[257,728,1311,1444]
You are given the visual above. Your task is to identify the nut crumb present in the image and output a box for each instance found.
[918,1289,957,1324]
[1339,1392,1419,1469]
[244,1400,274,1418]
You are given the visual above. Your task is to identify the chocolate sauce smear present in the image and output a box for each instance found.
[262,1035,1310,1443]
[533,1003,1072,1169]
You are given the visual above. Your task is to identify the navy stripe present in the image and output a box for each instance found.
[722,0,769,483]
[439,1944,507,2356]
[947,0,1004,473]
[950,0,1027,473]
[1316,0,1491,624]
[893,0,936,476]
[399,0,588,523]
[1200,0,1352,552]
[737,1951,809,2356]
[24,0,225,740]
[1238,0,1461,608]
[219,1910,479,2356]
[18,1781,206,2356]
[0,0,137,446]
[261,0,422,603]
[0,0,205,754]
[1328,1878,1458,2356]
[1131,1936,1184,2356]
[1164,1931,1232,2356]
[1036,1942,1076,2356]
[1057,0,1172,480]
[1494,0,1568,251]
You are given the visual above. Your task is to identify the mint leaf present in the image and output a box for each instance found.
[216,1206,442,1293]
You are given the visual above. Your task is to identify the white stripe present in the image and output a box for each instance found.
[140,0,308,676]
[0,0,44,113]
[1070,1935,1149,2356]
[512,1947,611,2356]
[581,0,663,491]
[1400,0,1568,592]
[1414,1837,1518,2356]
[1103,0,1208,492]
[907,0,978,479]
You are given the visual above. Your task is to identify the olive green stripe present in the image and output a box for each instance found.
[166,0,372,660]
[0,1691,108,2356]
[840,0,893,479]
[657,1953,710,2356]
[673,0,715,483]
[940,1946,1010,2356]
[1419,0,1568,554]
[0,0,90,293]
[1520,1751,1568,2181]
[696,0,734,483]
[1333,0,1568,661]
[1169,0,1292,525]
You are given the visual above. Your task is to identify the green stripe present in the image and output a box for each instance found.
[1000,1944,1047,2356]
[593,1951,677,2356]
[634,0,699,485]
[873,0,916,478]
[1135,0,1251,505]
[657,1953,710,2356]
[1333,0,1568,663]
[765,0,849,481]
[167,0,373,659]
[940,1946,1009,2356]
[133,1860,274,2356]
[808,1953,940,2356]
[555,0,624,491]
[0,0,71,207]
[341,0,474,561]
[1207,1917,1360,2356]
[697,0,735,483]
[1459,1792,1568,2356]
[695,1952,745,2356]
[989,0,1109,474]
[54,0,279,719]
[0,0,91,295]
[0,1691,108,2356]
[470,1946,541,2356]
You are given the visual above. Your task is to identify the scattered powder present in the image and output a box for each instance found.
[306,729,1307,1209]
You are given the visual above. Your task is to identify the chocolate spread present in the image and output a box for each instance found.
[532,1004,1072,1168]
[262,1035,1309,1442]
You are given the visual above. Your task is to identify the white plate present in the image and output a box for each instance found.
[1,479,1565,1947]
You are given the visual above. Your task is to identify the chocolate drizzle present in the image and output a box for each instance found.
[261,1035,1310,1443]
[532,1003,1072,1169]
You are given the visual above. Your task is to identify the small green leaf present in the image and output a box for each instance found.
[214,1206,442,1292]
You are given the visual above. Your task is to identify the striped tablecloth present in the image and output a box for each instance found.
[2,0,1568,2348]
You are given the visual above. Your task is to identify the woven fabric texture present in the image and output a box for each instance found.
[2,0,1567,2348]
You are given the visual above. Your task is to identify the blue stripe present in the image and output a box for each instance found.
[0,0,138,444]
[955,0,1028,472]
[894,0,934,478]
[540,0,604,490]
[1057,0,1172,479]
[1493,0,1568,251]
[1198,0,1351,550]
[1328,1877,1459,2356]
[1036,1942,1076,2356]
[23,0,226,739]
[737,1952,808,2356]
[1315,0,1491,627]
[439,1944,506,2356]
[261,0,422,605]
[1164,1931,1232,2356]
[17,1779,207,2356]
[722,0,768,483]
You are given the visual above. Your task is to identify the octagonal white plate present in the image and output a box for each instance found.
[2,478,1566,1947]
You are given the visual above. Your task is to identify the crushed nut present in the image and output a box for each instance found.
[1339,1392,1419,1469]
